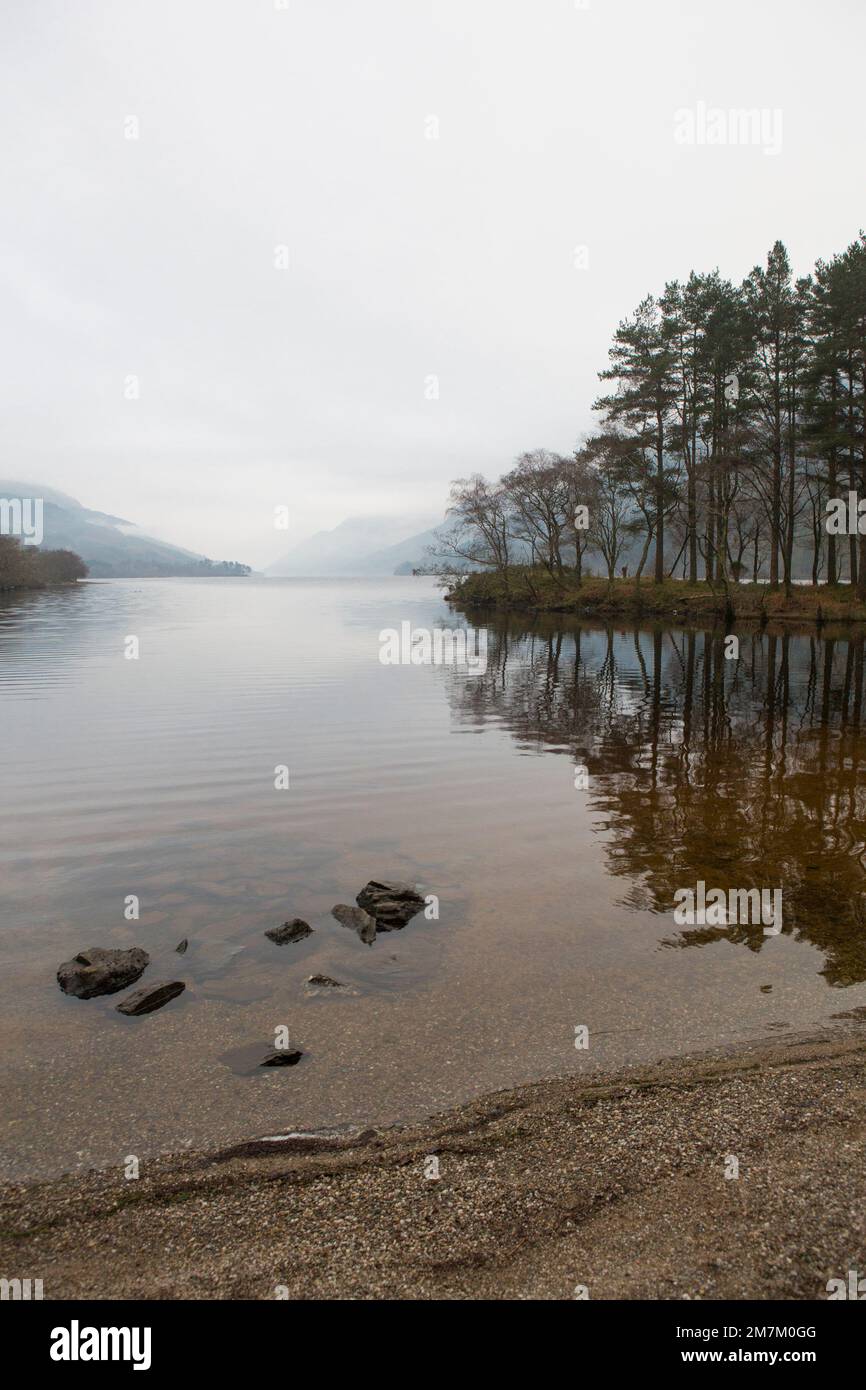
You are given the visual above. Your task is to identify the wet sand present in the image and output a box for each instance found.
[3,1025,865,1300]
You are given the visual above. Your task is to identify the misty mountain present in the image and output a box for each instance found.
[348,525,456,575]
[266,514,443,576]
[0,481,251,579]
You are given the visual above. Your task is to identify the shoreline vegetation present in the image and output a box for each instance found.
[447,569,866,625]
[3,1025,865,1299]
[431,230,866,620]
[0,535,88,592]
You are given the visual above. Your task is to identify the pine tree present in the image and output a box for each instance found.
[594,296,677,583]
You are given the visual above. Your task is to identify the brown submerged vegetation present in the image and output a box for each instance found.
[443,613,866,987]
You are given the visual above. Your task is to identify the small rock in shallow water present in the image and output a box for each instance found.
[175,938,188,954]
[332,904,377,944]
[265,919,312,945]
[356,879,427,931]
[303,974,358,998]
[57,946,150,999]
[260,1126,375,1147]
[218,1125,372,1157]
[116,980,186,1016]
[259,1046,304,1067]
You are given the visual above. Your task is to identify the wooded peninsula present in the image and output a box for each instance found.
[440,231,866,624]
[0,535,88,591]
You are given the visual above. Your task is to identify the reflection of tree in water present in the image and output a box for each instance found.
[451,609,866,986]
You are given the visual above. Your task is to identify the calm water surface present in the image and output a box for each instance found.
[2,576,866,1178]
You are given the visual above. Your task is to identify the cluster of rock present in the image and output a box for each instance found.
[262,879,428,950]
[334,880,427,942]
[56,943,186,1016]
[56,876,430,1062]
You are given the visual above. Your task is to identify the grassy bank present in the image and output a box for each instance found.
[0,578,85,593]
[448,568,866,625]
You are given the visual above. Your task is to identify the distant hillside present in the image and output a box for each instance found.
[266,514,443,576]
[0,482,251,579]
[349,525,455,575]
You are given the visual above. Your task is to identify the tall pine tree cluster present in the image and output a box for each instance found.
[590,232,866,594]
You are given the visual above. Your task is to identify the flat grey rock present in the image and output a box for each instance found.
[331,904,377,944]
[356,879,426,931]
[259,1046,304,1067]
[116,980,186,1016]
[265,919,313,945]
[57,946,150,1000]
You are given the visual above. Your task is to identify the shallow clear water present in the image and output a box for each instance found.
[2,576,866,1179]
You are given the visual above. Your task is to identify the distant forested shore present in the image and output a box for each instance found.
[0,536,88,591]
[434,230,866,622]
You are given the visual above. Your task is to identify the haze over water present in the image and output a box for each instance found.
[2,575,865,1180]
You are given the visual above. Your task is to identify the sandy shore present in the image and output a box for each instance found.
[3,1026,866,1300]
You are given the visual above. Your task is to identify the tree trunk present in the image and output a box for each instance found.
[687,468,697,582]
[654,420,665,584]
[826,376,838,584]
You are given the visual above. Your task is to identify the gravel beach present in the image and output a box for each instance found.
[3,1026,865,1301]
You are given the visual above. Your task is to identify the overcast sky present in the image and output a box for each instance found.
[1,0,864,566]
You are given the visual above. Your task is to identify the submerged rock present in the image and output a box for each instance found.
[332,904,377,944]
[219,1125,375,1157]
[265,919,313,945]
[356,879,426,931]
[304,973,358,998]
[259,1046,304,1067]
[57,946,150,1000]
[116,980,186,1016]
